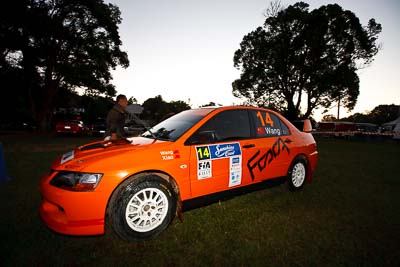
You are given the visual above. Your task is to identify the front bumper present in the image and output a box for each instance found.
[39,173,109,236]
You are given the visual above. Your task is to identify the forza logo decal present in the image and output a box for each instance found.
[247,137,290,181]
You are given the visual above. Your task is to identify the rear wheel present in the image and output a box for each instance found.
[286,156,307,191]
[109,175,177,241]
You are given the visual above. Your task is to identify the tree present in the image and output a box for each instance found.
[233,2,381,120]
[338,104,399,124]
[365,104,399,125]
[0,0,129,130]
[168,100,191,114]
[79,95,114,123]
[128,97,138,104]
[200,102,222,107]
[142,95,169,123]
[142,95,191,124]
[340,112,369,123]
[321,114,337,122]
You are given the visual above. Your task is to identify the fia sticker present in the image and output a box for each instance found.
[60,150,74,164]
[198,160,212,179]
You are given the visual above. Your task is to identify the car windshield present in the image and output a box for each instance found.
[141,109,214,141]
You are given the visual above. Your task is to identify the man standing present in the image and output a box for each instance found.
[106,94,128,140]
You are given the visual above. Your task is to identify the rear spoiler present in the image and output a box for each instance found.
[303,119,312,133]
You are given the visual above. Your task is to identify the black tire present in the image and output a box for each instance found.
[286,156,308,191]
[109,175,177,241]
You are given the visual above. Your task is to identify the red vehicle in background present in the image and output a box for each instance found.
[56,120,88,135]
[317,122,357,132]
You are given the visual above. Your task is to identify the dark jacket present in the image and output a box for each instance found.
[106,104,127,138]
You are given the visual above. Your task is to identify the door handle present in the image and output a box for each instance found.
[284,138,293,144]
[242,144,255,148]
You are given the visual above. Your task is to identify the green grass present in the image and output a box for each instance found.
[0,134,399,266]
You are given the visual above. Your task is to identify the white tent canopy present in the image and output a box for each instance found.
[382,117,400,130]
[125,104,144,115]
[383,117,400,140]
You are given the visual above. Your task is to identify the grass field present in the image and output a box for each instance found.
[0,134,399,266]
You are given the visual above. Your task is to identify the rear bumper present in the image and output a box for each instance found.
[307,151,318,183]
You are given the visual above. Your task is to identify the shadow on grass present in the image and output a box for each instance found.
[182,177,285,212]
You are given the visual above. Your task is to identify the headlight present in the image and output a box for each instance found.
[50,171,103,192]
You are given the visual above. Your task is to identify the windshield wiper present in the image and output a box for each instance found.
[128,113,157,140]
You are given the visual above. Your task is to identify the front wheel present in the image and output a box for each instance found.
[109,175,177,241]
[286,156,307,191]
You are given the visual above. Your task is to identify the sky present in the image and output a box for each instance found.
[107,0,400,121]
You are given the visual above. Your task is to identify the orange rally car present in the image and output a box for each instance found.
[39,106,318,241]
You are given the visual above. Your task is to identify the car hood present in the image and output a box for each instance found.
[51,137,169,172]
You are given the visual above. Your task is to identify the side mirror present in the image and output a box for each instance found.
[303,119,312,133]
[186,130,218,145]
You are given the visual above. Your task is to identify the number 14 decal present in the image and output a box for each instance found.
[197,146,211,160]
[256,111,274,127]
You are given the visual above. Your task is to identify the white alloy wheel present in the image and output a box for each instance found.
[291,162,306,188]
[125,187,169,232]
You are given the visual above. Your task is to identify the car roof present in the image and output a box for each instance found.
[196,105,276,113]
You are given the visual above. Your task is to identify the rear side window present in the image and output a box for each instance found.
[250,110,290,137]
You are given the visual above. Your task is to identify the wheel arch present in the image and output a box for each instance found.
[288,153,312,183]
[105,170,182,227]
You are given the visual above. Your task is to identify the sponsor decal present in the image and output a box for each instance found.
[229,156,242,187]
[209,143,241,159]
[196,143,242,185]
[160,150,180,160]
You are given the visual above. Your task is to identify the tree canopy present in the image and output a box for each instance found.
[141,95,191,124]
[338,104,400,125]
[0,0,129,130]
[233,1,381,120]
[200,102,223,107]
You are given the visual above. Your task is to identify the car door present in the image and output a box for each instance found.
[186,109,257,198]
[245,109,292,182]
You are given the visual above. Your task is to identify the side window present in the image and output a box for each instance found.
[186,110,251,144]
[251,110,290,137]
[279,119,290,136]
